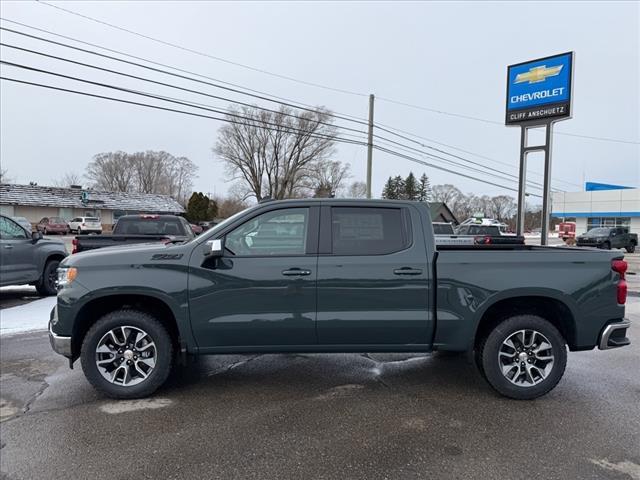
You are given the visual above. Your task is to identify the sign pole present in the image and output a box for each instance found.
[516,126,528,236]
[540,122,554,245]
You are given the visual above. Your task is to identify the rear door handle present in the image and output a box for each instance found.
[393,267,423,276]
[282,268,311,277]
[3,245,13,249]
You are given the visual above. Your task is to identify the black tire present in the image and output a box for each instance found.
[81,310,174,399]
[35,259,60,296]
[602,241,611,250]
[626,243,636,253]
[480,315,567,400]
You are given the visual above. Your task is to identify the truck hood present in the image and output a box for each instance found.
[62,241,188,267]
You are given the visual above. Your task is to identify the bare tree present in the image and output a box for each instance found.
[307,159,351,197]
[490,195,517,222]
[52,171,82,188]
[85,150,197,202]
[212,194,249,218]
[431,184,462,205]
[0,168,10,183]
[86,152,135,192]
[345,181,367,198]
[214,105,337,201]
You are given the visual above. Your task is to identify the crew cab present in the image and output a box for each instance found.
[72,214,195,253]
[49,199,631,400]
[576,227,637,252]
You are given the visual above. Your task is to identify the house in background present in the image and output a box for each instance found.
[428,202,458,224]
[0,183,185,230]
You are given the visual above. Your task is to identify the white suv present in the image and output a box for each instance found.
[68,217,102,234]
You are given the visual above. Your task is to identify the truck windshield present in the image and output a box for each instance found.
[587,228,611,235]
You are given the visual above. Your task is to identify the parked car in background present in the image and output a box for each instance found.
[68,217,102,235]
[190,223,204,235]
[198,221,217,231]
[11,216,32,232]
[72,214,195,253]
[36,217,70,235]
[576,227,637,252]
[0,214,67,295]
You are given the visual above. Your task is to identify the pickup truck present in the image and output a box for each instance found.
[1,214,67,295]
[49,199,631,400]
[576,227,637,252]
[72,214,195,253]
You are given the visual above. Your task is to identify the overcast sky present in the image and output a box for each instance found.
[1,1,638,201]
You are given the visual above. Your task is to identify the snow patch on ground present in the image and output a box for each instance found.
[0,297,56,336]
[100,398,173,414]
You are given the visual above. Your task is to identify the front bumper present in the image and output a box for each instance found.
[598,319,631,350]
[49,306,72,357]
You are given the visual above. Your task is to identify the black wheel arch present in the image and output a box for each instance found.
[71,294,182,361]
[474,295,576,351]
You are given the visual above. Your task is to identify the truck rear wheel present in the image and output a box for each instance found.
[480,315,567,400]
[80,310,174,399]
[626,243,636,253]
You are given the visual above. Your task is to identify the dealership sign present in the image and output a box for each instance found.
[505,52,573,125]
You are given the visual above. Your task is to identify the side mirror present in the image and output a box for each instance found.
[32,231,43,243]
[204,238,224,257]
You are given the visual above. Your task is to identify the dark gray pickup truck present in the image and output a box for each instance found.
[72,214,194,253]
[49,199,631,400]
[576,227,637,252]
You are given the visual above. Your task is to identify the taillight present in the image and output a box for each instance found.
[72,238,78,254]
[612,259,628,304]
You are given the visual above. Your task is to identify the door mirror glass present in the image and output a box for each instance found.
[205,238,224,257]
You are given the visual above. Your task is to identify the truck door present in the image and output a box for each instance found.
[0,216,38,285]
[188,206,319,350]
[315,205,431,346]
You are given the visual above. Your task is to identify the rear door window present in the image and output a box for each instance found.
[330,207,410,255]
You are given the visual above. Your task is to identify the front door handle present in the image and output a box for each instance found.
[282,268,311,277]
[3,245,13,249]
[393,267,423,276]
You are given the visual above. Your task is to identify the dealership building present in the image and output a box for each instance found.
[0,183,185,229]
[552,183,640,235]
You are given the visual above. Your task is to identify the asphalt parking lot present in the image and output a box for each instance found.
[1,251,638,480]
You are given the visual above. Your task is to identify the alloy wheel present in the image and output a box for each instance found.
[498,329,554,387]
[95,326,157,386]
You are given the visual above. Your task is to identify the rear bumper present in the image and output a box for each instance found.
[599,319,631,350]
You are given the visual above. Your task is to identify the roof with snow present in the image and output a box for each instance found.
[0,183,185,213]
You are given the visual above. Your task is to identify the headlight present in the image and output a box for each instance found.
[57,267,77,287]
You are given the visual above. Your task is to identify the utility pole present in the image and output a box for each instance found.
[366,94,375,199]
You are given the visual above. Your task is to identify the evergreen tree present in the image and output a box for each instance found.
[418,173,432,202]
[381,176,396,199]
[392,175,406,199]
[404,172,419,200]
[186,192,216,222]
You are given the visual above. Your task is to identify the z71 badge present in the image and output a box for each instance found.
[151,253,184,260]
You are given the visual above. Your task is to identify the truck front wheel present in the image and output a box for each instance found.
[80,310,174,399]
[480,315,567,400]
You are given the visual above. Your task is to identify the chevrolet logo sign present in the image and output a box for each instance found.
[514,65,563,84]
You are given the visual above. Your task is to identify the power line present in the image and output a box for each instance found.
[2,58,544,193]
[0,20,371,126]
[373,145,542,198]
[0,41,548,191]
[376,97,640,145]
[373,121,582,188]
[0,61,367,145]
[0,41,369,136]
[36,0,369,98]
[2,75,539,196]
[22,7,639,146]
